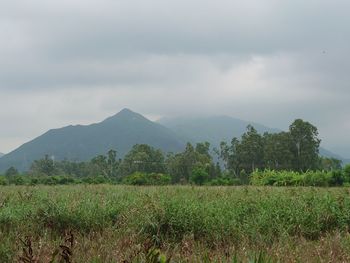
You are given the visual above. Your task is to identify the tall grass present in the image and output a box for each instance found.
[1,185,350,262]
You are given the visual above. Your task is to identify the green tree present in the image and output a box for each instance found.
[91,149,121,178]
[195,142,211,158]
[166,142,214,183]
[237,125,264,173]
[119,144,165,176]
[289,119,321,171]
[190,167,209,185]
[219,138,240,176]
[344,164,350,182]
[5,167,19,177]
[30,155,57,176]
[263,132,294,170]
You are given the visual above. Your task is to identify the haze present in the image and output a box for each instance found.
[0,0,349,158]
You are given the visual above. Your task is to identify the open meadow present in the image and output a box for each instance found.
[1,185,350,262]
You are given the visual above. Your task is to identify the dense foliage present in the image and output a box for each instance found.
[219,119,321,175]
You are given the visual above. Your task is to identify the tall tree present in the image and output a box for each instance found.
[289,119,321,171]
[166,142,214,183]
[263,132,294,170]
[5,167,19,177]
[237,125,264,172]
[91,149,121,178]
[119,144,165,176]
[30,155,57,176]
[219,138,240,176]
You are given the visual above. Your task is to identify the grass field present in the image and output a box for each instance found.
[2,185,350,262]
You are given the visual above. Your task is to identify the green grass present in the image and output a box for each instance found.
[2,185,350,262]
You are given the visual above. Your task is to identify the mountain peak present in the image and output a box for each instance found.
[102,108,148,123]
[119,108,135,115]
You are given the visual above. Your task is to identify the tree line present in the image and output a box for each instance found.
[0,119,346,186]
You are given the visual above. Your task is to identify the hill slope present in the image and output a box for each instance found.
[0,109,185,172]
[158,115,280,147]
[0,153,4,158]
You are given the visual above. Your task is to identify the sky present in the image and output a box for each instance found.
[0,0,349,158]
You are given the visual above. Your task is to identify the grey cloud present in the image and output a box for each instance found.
[0,0,349,157]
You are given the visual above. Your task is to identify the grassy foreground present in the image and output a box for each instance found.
[1,185,350,262]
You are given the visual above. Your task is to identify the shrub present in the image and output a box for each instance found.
[190,167,209,185]
[0,176,7,186]
[81,175,109,184]
[208,176,242,186]
[328,170,344,186]
[251,169,343,187]
[123,172,171,185]
[7,175,26,185]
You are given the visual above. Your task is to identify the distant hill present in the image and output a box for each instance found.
[0,153,4,158]
[319,148,350,165]
[0,109,185,172]
[319,148,343,160]
[158,115,280,147]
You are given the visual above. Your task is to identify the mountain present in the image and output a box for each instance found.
[0,153,4,158]
[158,115,280,147]
[0,109,185,172]
[319,148,343,160]
[319,148,350,165]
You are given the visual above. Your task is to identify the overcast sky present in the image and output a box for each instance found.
[0,0,349,157]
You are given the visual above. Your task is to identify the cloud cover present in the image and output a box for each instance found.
[0,0,349,157]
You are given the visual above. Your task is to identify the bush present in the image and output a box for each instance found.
[208,176,242,186]
[0,176,7,186]
[123,172,171,185]
[328,170,344,186]
[7,175,26,185]
[251,169,343,187]
[190,167,209,185]
[81,175,109,184]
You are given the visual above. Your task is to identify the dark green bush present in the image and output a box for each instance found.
[190,167,209,185]
[123,172,171,185]
[208,176,242,186]
[0,176,8,185]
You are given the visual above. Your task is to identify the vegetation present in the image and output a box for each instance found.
[1,185,350,262]
[0,118,349,261]
[0,119,348,187]
[219,119,322,175]
[251,170,348,187]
